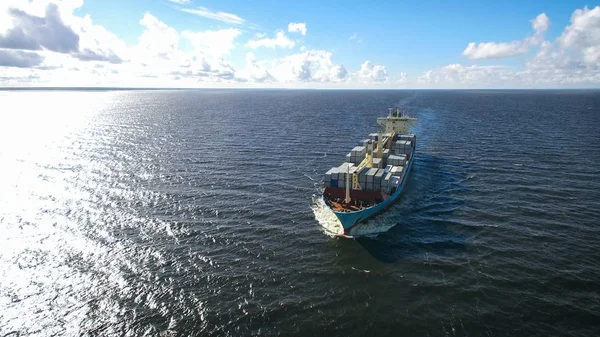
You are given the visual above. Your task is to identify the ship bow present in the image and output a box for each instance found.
[333,210,364,234]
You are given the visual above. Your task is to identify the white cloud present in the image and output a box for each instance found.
[531,13,550,35]
[0,0,127,68]
[288,22,307,36]
[421,4,600,91]
[2,2,599,88]
[129,14,242,82]
[135,13,179,60]
[559,6,600,65]
[0,49,44,68]
[242,52,274,82]
[70,13,128,64]
[182,28,241,56]
[462,12,550,60]
[359,61,388,82]
[271,50,348,82]
[462,41,529,60]
[0,3,79,53]
[418,64,514,88]
[247,31,295,49]
[180,6,245,25]
[444,7,600,88]
[167,0,190,4]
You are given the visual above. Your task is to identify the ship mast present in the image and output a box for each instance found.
[345,163,351,204]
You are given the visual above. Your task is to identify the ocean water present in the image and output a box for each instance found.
[0,89,599,337]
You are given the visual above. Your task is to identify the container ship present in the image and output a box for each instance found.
[322,107,417,236]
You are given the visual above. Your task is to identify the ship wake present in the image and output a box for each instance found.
[311,195,344,237]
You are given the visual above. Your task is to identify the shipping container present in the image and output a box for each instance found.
[374,169,385,183]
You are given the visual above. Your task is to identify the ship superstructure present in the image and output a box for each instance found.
[322,107,417,236]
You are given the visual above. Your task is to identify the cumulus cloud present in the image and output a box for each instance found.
[247,31,295,49]
[74,48,122,63]
[243,52,274,82]
[531,13,550,35]
[485,6,600,87]
[422,5,600,89]
[271,50,348,82]
[0,3,79,53]
[69,13,128,64]
[288,22,307,36]
[182,28,241,57]
[0,0,126,67]
[127,14,242,83]
[135,13,179,60]
[418,64,514,87]
[559,6,600,65]
[359,61,388,82]
[462,13,550,60]
[3,1,597,88]
[0,49,44,68]
[180,6,245,25]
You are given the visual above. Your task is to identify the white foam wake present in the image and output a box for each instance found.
[311,195,343,237]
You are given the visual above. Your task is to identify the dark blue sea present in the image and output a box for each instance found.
[1,89,599,337]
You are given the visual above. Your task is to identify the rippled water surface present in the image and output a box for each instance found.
[1,89,599,336]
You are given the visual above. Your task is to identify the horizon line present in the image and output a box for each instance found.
[1,87,599,91]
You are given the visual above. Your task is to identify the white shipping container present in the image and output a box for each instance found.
[391,166,404,177]
[351,146,366,154]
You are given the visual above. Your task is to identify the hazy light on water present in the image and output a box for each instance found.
[0,92,122,335]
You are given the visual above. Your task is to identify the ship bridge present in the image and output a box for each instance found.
[377,107,417,134]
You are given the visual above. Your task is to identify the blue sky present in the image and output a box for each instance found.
[0,0,599,87]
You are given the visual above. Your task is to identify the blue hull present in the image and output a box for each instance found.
[324,153,414,235]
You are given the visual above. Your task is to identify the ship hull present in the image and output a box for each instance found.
[325,152,415,236]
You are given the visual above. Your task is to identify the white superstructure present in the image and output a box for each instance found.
[377,107,417,135]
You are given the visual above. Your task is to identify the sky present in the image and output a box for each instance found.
[0,0,599,88]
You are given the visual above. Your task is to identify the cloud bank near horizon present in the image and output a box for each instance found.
[0,1,599,88]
